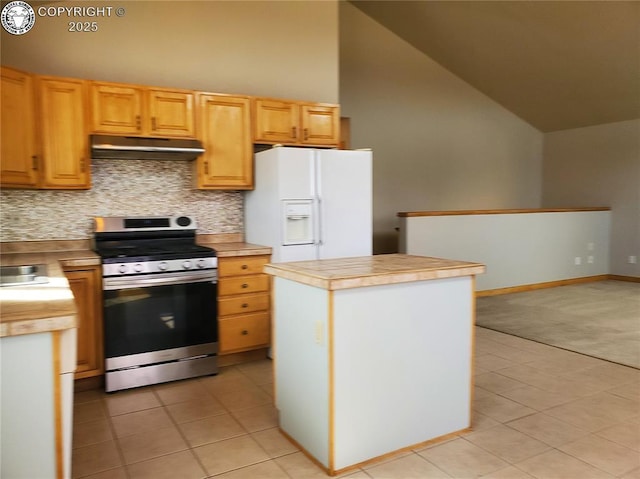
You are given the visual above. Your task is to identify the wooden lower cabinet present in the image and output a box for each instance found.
[63,266,103,379]
[218,255,271,354]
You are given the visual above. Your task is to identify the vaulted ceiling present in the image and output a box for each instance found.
[349,1,640,132]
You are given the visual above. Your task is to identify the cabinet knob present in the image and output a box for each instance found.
[291,126,297,138]
[304,128,308,140]
[241,330,249,335]
[152,117,157,130]
[31,156,38,170]
[241,303,248,308]
[241,283,248,289]
[135,115,141,129]
[241,264,248,270]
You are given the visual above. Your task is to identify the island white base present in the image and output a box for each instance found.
[273,275,475,475]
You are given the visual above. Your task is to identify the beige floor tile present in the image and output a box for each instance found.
[515,449,615,479]
[506,412,589,447]
[608,381,640,401]
[475,372,528,394]
[251,428,300,458]
[236,359,275,385]
[497,364,600,397]
[118,425,188,465]
[74,400,107,425]
[341,471,375,478]
[473,392,537,423]
[179,413,246,447]
[480,465,535,478]
[416,437,509,477]
[72,440,122,479]
[165,396,227,424]
[365,452,451,478]
[125,450,206,479]
[74,389,108,405]
[80,467,127,479]
[231,403,279,432]
[275,451,334,478]
[621,467,640,479]
[193,434,270,476]
[559,434,640,476]
[73,418,114,449]
[481,342,545,364]
[153,379,212,406]
[199,367,256,394]
[562,363,640,391]
[104,389,161,416]
[110,406,173,438]
[469,411,501,432]
[464,424,550,463]
[498,385,579,411]
[213,383,274,411]
[525,353,604,375]
[212,459,290,479]
[544,393,639,432]
[476,354,514,372]
[596,421,640,451]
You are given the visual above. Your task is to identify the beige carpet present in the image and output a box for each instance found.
[476,280,640,369]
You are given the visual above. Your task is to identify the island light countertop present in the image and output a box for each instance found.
[264,254,486,290]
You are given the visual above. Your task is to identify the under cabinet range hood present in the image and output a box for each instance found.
[90,135,205,160]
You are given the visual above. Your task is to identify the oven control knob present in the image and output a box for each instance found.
[197,259,207,269]
[118,264,128,274]
[134,263,143,272]
[183,260,193,269]
[158,262,168,271]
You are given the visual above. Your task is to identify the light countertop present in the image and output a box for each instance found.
[264,254,485,290]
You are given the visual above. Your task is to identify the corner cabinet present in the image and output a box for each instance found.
[195,93,253,189]
[63,266,103,379]
[1,66,38,188]
[38,76,91,189]
[218,255,271,354]
[253,98,340,147]
[90,82,196,138]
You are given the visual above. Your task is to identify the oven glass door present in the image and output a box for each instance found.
[103,278,217,359]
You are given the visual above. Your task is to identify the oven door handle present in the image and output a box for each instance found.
[103,271,218,290]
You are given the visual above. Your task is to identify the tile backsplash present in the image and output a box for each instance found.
[0,159,244,242]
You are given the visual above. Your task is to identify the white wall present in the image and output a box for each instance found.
[543,120,640,277]
[399,210,611,291]
[339,3,544,253]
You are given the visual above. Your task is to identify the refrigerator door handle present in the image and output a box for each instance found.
[314,198,323,246]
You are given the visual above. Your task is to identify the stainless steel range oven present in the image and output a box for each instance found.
[93,215,218,392]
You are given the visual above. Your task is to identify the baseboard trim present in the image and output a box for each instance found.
[608,275,640,283]
[476,275,609,297]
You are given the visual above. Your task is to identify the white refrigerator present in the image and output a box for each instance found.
[245,146,372,262]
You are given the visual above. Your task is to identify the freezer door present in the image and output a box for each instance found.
[316,150,372,259]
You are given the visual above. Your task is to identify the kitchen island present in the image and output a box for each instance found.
[264,254,485,475]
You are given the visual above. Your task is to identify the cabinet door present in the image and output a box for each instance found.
[90,82,143,135]
[64,267,103,379]
[38,77,90,189]
[300,103,340,146]
[1,67,39,188]
[148,88,195,137]
[196,94,252,189]
[253,99,299,143]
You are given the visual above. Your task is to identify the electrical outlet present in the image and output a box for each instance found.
[629,256,638,264]
[574,257,582,265]
[587,256,594,264]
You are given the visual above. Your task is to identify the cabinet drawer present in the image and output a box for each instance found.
[219,292,269,316]
[219,312,270,353]
[219,274,269,296]
[218,255,270,277]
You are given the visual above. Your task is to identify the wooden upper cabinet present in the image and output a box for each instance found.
[253,98,340,147]
[300,104,340,146]
[37,76,90,189]
[196,93,253,189]
[253,99,300,143]
[1,66,39,188]
[89,81,196,138]
[90,83,143,135]
[148,88,195,137]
